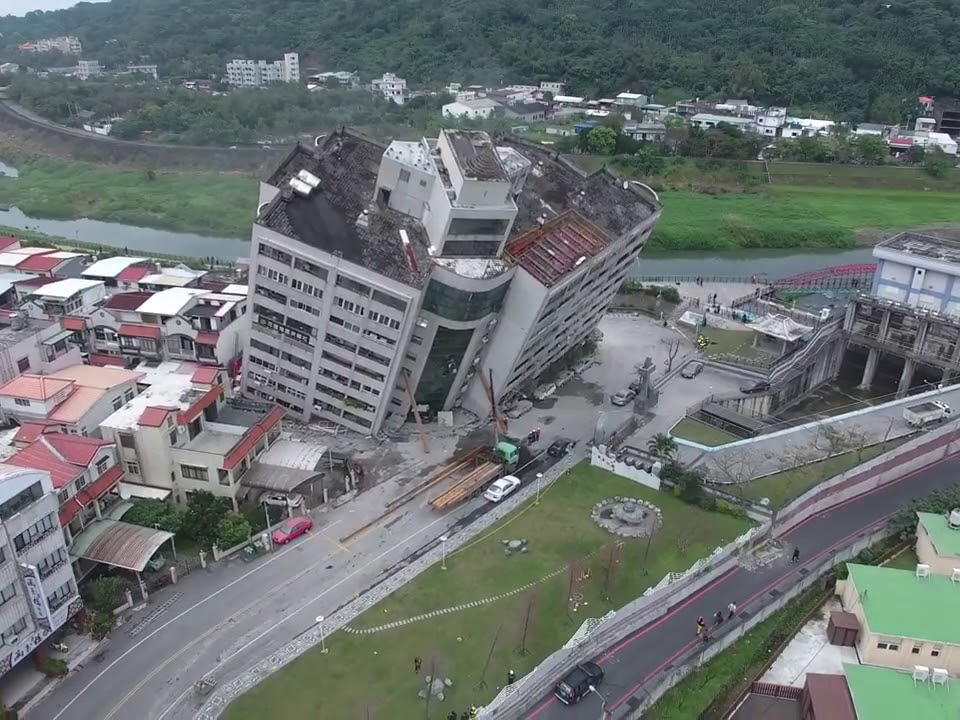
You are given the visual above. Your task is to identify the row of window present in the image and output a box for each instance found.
[13,514,56,552]
[257,244,331,284]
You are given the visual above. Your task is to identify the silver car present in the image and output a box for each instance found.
[681,361,704,379]
[611,389,636,406]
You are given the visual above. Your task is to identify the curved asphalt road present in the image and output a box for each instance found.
[525,454,959,719]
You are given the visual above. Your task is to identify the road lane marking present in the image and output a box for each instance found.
[48,519,341,720]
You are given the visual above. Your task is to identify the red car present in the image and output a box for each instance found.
[271,515,313,545]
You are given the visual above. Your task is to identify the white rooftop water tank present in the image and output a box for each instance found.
[948,508,960,529]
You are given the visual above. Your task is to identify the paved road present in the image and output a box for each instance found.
[523,451,958,719]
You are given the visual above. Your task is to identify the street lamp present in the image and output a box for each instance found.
[588,685,608,720]
[535,472,543,505]
[440,535,448,570]
[315,615,328,654]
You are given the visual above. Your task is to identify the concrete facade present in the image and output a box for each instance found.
[226,54,300,87]
[240,129,661,434]
[0,464,80,678]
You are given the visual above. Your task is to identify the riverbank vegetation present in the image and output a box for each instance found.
[648,185,960,251]
[0,158,256,237]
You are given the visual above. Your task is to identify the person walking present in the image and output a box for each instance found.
[696,616,706,635]
[507,669,516,685]
[727,601,737,619]
[414,656,422,674]
[792,546,800,563]
[714,610,724,626]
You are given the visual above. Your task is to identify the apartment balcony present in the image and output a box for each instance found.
[47,591,77,612]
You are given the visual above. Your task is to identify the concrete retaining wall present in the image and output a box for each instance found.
[590,445,662,490]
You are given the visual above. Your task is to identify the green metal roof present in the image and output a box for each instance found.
[846,564,960,644]
[917,512,960,559]
[845,664,960,720]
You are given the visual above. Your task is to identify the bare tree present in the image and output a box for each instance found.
[703,448,770,496]
[600,540,623,601]
[662,338,682,372]
[476,623,503,690]
[516,590,538,656]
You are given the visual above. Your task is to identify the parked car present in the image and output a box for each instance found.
[271,515,313,545]
[483,475,521,503]
[261,492,304,508]
[548,439,576,458]
[611,389,636,406]
[681,361,704,379]
[740,380,771,394]
[554,661,605,705]
[533,383,558,401]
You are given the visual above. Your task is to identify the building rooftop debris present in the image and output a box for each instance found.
[877,231,960,264]
[0,314,56,350]
[917,511,960,557]
[261,131,434,289]
[505,211,609,287]
[444,129,509,181]
[844,663,960,720]
[432,257,512,279]
[845,564,960,644]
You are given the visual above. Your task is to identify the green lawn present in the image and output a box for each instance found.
[671,418,737,447]
[735,439,907,508]
[224,464,753,720]
[0,159,257,237]
[699,327,768,363]
[651,185,960,251]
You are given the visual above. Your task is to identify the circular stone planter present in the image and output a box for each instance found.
[592,497,663,538]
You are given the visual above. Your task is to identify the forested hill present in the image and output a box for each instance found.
[2,0,959,121]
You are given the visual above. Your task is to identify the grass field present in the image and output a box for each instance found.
[883,547,919,571]
[0,159,257,237]
[699,327,768,363]
[650,186,960,251]
[735,440,906,508]
[670,417,738,447]
[223,464,753,720]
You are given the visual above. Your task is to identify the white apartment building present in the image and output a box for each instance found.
[442,98,500,120]
[243,128,660,434]
[0,464,80,678]
[76,60,101,80]
[371,73,407,105]
[540,81,565,95]
[225,53,300,87]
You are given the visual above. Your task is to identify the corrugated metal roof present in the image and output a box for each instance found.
[68,519,174,572]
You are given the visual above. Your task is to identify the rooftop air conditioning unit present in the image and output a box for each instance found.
[949,509,960,529]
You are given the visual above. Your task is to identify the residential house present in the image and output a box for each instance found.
[76,60,101,80]
[225,54,300,87]
[615,92,648,109]
[7,434,121,550]
[552,95,585,107]
[502,102,547,123]
[126,64,158,80]
[134,265,207,291]
[101,365,283,509]
[21,279,106,319]
[31,36,82,54]
[80,285,247,368]
[915,511,960,577]
[855,123,889,137]
[371,73,407,105]
[81,257,153,288]
[0,314,83,386]
[539,81,564,95]
[755,107,787,137]
[0,365,143,438]
[623,121,666,143]
[442,98,500,120]
[0,248,84,277]
[888,129,958,156]
[836,564,960,675]
[305,71,359,89]
[0,463,81,679]
[690,113,754,132]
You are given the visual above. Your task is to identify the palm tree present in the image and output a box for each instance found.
[647,433,678,460]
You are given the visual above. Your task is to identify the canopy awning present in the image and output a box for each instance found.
[69,519,174,572]
[241,462,321,493]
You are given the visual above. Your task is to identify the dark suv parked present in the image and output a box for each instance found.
[553,661,604,705]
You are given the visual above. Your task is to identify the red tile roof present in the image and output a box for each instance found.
[191,366,222,384]
[0,374,74,401]
[8,440,82,488]
[177,385,221,425]
[117,323,162,339]
[13,421,61,444]
[62,316,87,331]
[138,406,176,427]
[0,236,19,251]
[194,331,219,345]
[43,433,113,466]
[103,292,153,310]
[223,406,285,470]
[116,266,152,282]
[16,253,61,272]
[88,353,127,367]
[58,465,123,526]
